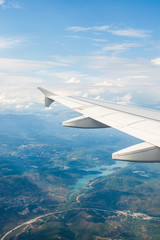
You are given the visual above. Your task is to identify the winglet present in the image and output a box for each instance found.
[38,87,55,107]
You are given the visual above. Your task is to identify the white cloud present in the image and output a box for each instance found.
[52,71,85,82]
[0,0,5,5]
[2,1,22,9]
[65,35,81,39]
[101,42,141,54]
[83,88,106,97]
[66,25,150,39]
[66,25,109,32]
[0,37,24,49]
[0,58,67,72]
[109,28,150,38]
[0,93,35,112]
[65,77,80,84]
[10,2,22,9]
[95,81,113,86]
[93,26,109,31]
[151,58,160,65]
[113,94,132,105]
[66,26,91,32]
[93,39,107,42]
[127,75,149,79]
[85,55,160,101]
[0,94,20,105]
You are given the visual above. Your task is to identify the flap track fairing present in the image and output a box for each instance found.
[63,115,110,128]
[113,142,160,162]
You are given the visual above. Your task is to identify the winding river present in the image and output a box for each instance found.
[69,160,128,198]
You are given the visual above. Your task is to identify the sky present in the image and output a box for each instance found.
[1,0,160,113]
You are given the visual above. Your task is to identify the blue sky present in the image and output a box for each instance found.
[0,0,160,113]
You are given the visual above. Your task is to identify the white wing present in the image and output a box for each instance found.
[38,87,160,163]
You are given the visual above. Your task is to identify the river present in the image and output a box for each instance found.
[69,160,128,198]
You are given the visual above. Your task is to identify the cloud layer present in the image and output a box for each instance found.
[1,54,160,113]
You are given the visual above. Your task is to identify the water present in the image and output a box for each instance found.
[69,160,128,198]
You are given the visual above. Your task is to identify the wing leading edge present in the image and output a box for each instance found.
[38,87,160,162]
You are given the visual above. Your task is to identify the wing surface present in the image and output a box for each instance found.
[38,87,160,162]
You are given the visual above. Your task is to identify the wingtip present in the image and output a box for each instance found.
[37,87,56,96]
[37,87,45,93]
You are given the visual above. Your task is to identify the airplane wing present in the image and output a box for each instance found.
[38,87,160,162]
